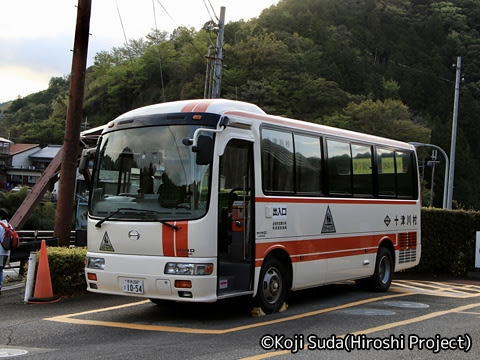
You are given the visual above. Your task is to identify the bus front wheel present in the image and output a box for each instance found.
[255,256,287,314]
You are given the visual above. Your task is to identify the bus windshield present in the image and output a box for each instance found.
[90,125,211,221]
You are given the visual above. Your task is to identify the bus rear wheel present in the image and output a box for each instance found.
[255,257,287,314]
[356,247,393,292]
[370,247,393,292]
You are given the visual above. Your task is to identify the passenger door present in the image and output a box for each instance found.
[217,139,254,297]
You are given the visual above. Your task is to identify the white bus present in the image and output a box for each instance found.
[85,99,420,314]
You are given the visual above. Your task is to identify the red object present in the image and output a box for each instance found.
[28,240,60,304]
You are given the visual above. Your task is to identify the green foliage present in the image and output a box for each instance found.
[0,189,56,230]
[44,246,88,296]
[0,76,68,145]
[3,0,480,208]
[417,208,479,275]
[322,99,431,143]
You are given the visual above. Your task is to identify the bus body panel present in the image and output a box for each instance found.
[86,99,421,309]
[254,198,420,289]
[87,212,218,258]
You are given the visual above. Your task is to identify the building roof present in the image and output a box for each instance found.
[29,145,62,161]
[8,144,40,155]
[0,137,13,144]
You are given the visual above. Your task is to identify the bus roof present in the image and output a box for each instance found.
[223,109,415,150]
[108,99,415,150]
[114,99,265,121]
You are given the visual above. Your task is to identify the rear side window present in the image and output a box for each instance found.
[377,147,417,198]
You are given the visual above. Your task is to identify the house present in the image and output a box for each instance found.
[29,145,62,171]
[0,139,61,190]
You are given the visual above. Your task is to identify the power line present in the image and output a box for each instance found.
[201,0,217,46]
[366,50,455,83]
[155,0,207,62]
[115,0,143,102]
[203,0,219,23]
[152,0,166,102]
[115,0,129,48]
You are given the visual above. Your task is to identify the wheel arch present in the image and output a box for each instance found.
[254,248,293,296]
[378,237,396,270]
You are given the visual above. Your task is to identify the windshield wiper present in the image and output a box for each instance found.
[95,208,139,228]
[95,208,179,231]
[156,220,179,231]
[138,210,180,231]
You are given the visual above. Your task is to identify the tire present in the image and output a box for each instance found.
[254,256,288,314]
[369,247,393,292]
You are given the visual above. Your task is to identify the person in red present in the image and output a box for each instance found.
[0,208,10,295]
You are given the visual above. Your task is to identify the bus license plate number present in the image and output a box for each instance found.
[122,279,144,294]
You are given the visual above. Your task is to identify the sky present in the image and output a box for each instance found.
[0,0,279,103]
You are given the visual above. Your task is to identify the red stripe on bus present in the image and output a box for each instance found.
[175,221,189,257]
[162,224,175,256]
[255,234,394,260]
[181,102,198,112]
[181,100,213,113]
[192,100,213,113]
[162,222,189,257]
[289,248,376,263]
[255,197,418,206]
[254,248,383,268]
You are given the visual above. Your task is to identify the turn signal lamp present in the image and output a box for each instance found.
[175,280,192,288]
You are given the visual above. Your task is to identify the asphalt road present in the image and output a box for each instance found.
[1,273,479,359]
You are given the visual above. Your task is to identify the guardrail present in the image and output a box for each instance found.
[7,230,87,275]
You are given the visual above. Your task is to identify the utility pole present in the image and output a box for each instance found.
[409,142,449,209]
[428,150,439,207]
[212,6,226,98]
[54,0,91,246]
[447,56,461,210]
[205,7,225,99]
[204,45,215,99]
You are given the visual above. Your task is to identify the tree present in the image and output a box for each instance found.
[324,99,431,144]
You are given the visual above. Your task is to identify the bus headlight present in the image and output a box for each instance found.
[86,257,105,270]
[164,262,213,275]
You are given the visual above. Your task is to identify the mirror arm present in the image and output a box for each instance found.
[182,116,229,147]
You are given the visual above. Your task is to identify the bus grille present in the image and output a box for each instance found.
[398,232,417,264]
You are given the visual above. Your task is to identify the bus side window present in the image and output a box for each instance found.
[352,144,373,196]
[396,150,416,198]
[377,147,396,196]
[261,129,294,193]
[326,140,352,195]
[295,134,322,194]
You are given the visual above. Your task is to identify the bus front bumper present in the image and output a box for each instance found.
[85,252,218,303]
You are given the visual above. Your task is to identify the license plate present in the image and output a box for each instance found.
[122,279,144,294]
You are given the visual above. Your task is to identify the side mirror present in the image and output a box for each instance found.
[79,148,96,190]
[79,148,95,173]
[192,135,213,165]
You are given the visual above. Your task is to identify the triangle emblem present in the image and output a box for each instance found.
[321,206,336,233]
[99,232,115,252]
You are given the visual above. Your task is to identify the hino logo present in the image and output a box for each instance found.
[128,230,140,241]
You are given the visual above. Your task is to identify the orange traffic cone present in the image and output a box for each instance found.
[28,239,60,304]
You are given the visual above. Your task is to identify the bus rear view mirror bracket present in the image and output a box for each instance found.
[182,118,229,165]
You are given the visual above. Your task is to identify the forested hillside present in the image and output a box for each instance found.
[1,0,480,208]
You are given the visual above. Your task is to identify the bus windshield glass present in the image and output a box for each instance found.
[90,125,211,221]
